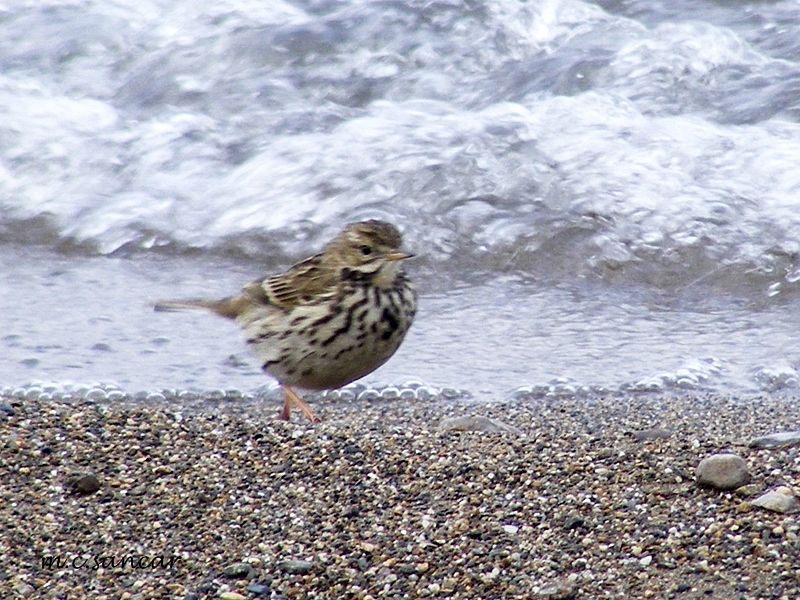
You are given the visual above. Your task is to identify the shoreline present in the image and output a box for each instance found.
[2,392,799,599]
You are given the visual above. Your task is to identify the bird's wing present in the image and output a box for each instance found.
[242,254,338,311]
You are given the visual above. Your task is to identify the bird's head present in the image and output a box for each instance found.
[327,220,414,285]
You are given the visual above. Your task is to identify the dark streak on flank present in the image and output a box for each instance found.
[248,330,276,343]
[320,311,352,348]
[380,308,399,341]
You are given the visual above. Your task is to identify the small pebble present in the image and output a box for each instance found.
[69,472,102,495]
[537,579,577,599]
[246,582,272,596]
[735,483,764,496]
[340,505,360,518]
[15,582,35,597]
[563,515,586,530]
[222,562,254,579]
[277,559,313,575]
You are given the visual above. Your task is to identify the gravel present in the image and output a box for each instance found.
[1,390,800,599]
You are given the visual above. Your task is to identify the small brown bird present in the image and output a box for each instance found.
[155,220,417,422]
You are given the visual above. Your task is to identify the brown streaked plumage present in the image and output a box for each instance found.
[155,220,417,422]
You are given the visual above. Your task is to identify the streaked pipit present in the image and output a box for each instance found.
[155,220,417,422]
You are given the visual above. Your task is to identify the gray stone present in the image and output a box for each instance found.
[563,515,586,530]
[751,489,800,514]
[626,428,672,442]
[537,578,576,599]
[277,559,313,575]
[69,472,101,495]
[222,561,254,579]
[439,415,523,435]
[15,582,35,597]
[735,483,765,497]
[749,431,800,449]
[340,505,360,518]
[695,454,750,490]
[246,582,272,596]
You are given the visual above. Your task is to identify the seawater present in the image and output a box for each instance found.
[2,0,800,401]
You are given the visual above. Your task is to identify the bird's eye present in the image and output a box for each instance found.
[359,245,373,256]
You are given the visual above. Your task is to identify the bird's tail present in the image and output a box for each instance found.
[154,297,243,319]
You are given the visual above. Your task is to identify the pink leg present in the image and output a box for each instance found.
[279,384,320,423]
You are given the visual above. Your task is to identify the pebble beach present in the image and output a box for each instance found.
[2,391,800,600]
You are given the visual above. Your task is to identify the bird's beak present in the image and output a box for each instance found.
[385,251,415,261]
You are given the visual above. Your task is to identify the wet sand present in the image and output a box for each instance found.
[2,391,799,599]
